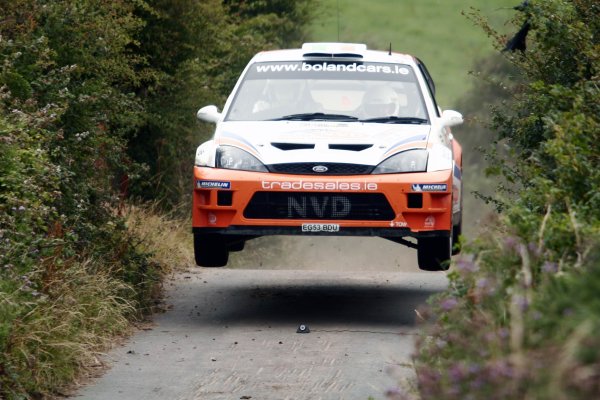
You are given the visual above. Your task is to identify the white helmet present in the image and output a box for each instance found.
[362,86,399,117]
[266,79,302,104]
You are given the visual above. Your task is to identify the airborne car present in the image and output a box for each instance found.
[194,43,463,271]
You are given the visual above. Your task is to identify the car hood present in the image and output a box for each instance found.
[214,121,431,166]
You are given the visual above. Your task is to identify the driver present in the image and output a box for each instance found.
[361,85,399,118]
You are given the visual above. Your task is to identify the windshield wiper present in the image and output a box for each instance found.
[360,116,429,124]
[272,112,359,121]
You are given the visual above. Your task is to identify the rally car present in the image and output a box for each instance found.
[193,42,463,271]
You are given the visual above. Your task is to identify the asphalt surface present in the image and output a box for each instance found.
[75,237,449,400]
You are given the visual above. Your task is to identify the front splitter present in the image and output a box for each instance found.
[193,226,449,239]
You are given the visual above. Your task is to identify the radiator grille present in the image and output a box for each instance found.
[243,192,394,220]
[267,163,373,175]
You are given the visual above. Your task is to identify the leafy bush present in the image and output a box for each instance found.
[127,0,316,207]
[0,2,157,396]
[409,1,600,399]
[0,1,316,397]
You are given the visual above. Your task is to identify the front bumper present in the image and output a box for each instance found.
[192,166,454,237]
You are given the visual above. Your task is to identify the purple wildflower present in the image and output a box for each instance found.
[448,384,461,396]
[512,294,528,311]
[528,242,542,257]
[449,363,466,383]
[541,261,558,274]
[470,378,484,390]
[468,363,481,375]
[498,328,510,339]
[440,297,458,311]
[485,331,497,343]
[455,259,478,273]
[489,360,514,381]
[385,387,409,399]
[503,236,519,251]
[417,368,441,388]
[475,277,497,298]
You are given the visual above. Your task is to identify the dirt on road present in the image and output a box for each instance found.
[75,236,448,400]
[229,236,422,272]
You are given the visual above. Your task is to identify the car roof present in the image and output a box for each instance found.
[251,42,417,65]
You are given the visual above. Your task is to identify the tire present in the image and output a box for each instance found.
[228,239,245,252]
[194,233,229,267]
[452,177,464,256]
[452,220,462,255]
[418,236,452,271]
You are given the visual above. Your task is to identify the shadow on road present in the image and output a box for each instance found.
[230,285,436,326]
[178,270,447,328]
[77,269,448,400]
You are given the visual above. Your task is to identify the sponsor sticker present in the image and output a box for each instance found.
[208,212,217,225]
[411,183,447,192]
[263,180,377,191]
[424,215,435,228]
[254,62,413,77]
[390,221,408,228]
[288,195,351,218]
[197,180,231,189]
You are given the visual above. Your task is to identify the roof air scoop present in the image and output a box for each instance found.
[302,42,367,58]
[303,52,364,59]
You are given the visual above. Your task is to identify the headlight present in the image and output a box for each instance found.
[426,144,452,172]
[372,149,428,174]
[195,141,216,166]
[216,145,268,172]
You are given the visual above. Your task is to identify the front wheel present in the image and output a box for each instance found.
[417,236,451,271]
[194,233,229,267]
[452,220,462,255]
[228,238,246,252]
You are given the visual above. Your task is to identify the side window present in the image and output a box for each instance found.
[417,59,440,117]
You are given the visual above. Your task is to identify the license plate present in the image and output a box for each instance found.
[301,223,340,233]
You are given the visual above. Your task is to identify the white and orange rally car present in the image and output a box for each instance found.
[194,43,463,270]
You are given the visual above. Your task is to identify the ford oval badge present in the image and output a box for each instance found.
[312,165,328,173]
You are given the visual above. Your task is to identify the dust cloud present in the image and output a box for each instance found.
[229,236,423,273]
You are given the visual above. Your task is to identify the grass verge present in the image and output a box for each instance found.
[0,204,192,399]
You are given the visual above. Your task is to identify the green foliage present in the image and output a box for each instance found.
[127,0,316,207]
[0,1,317,397]
[450,54,521,229]
[411,1,600,399]
[309,0,518,107]
[0,1,159,396]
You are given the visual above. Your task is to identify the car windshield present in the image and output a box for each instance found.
[225,61,429,123]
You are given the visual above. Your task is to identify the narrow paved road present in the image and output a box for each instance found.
[76,237,448,400]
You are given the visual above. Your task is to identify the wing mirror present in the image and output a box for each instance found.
[440,110,463,128]
[197,105,222,123]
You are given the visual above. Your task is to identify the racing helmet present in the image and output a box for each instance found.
[362,85,399,117]
[266,79,302,105]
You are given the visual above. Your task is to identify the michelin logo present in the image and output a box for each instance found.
[197,180,231,189]
[412,184,447,192]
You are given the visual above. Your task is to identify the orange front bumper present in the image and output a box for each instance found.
[192,166,453,237]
